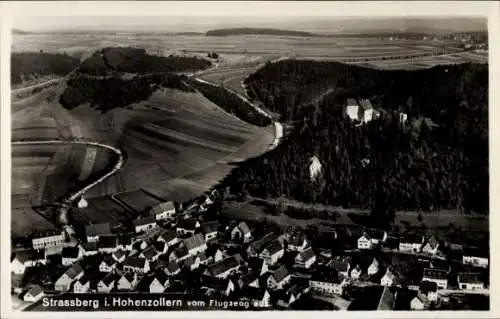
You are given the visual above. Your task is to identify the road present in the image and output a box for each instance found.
[11,78,63,96]
[11,140,124,204]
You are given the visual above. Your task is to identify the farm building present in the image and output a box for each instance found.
[247,233,279,257]
[98,235,119,254]
[169,245,190,263]
[85,223,112,242]
[284,230,308,252]
[330,256,352,277]
[80,241,98,256]
[150,201,176,221]
[32,230,65,250]
[457,272,484,291]
[157,229,179,247]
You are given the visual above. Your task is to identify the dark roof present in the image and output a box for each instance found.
[65,263,83,280]
[182,256,195,268]
[153,241,166,252]
[377,286,396,310]
[101,255,115,266]
[122,272,136,283]
[77,274,90,285]
[347,98,358,106]
[153,270,169,286]
[458,272,483,284]
[85,223,111,238]
[423,268,447,280]
[236,222,251,235]
[32,230,63,239]
[82,241,98,251]
[26,285,44,296]
[98,235,118,249]
[248,257,264,273]
[310,266,342,284]
[249,233,278,253]
[297,247,315,261]
[101,273,116,286]
[202,222,218,234]
[62,246,80,259]
[463,246,489,258]
[272,265,290,283]
[113,249,127,259]
[287,231,306,246]
[177,218,198,230]
[423,235,439,249]
[117,234,133,246]
[173,245,189,259]
[331,256,351,272]
[240,286,268,300]
[263,240,283,255]
[151,201,175,215]
[366,228,385,240]
[12,250,40,263]
[124,257,147,269]
[166,261,180,274]
[399,233,424,244]
[419,280,438,293]
[206,257,239,276]
[183,233,205,251]
[359,99,373,110]
[158,229,177,242]
[142,246,159,260]
[133,216,156,227]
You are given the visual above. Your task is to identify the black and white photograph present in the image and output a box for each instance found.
[1,0,497,315]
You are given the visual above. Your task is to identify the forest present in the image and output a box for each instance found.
[206,28,315,37]
[11,52,80,84]
[222,60,488,224]
[188,79,272,127]
[77,47,212,75]
[60,73,194,111]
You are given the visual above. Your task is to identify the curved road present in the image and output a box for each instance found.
[12,140,124,204]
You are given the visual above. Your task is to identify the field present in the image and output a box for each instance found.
[113,189,163,214]
[72,196,137,225]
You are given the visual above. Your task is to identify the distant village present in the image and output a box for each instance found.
[12,184,489,310]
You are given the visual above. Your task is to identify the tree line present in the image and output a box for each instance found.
[11,52,80,84]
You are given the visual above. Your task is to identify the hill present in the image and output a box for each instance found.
[206,28,316,37]
[221,60,488,226]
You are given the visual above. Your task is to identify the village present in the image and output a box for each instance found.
[11,187,489,311]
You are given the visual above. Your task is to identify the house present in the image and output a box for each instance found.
[182,256,200,270]
[330,256,352,277]
[239,287,271,308]
[399,233,425,252]
[150,271,169,293]
[134,216,157,233]
[377,286,396,310]
[23,285,44,303]
[350,264,363,280]
[151,201,176,221]
[346,98,360,121]
[222,278,236,296]
[157,229,179,247]
[213,249,225,263]
[422,268,448,289]
[117,234,133,251]
[153,241,167,254]
[123,257,150,274]
[204,256,240,279]
[140,245,161,262]
[294,247,316,269]
[421,235,440,255]
[247,233,278,257]
[367,228,387,244]
[462,246,489,268]
[169,245,190,263]
[197,252,211,266]
[98,273,116,293]
[285,231,309,252]
[55,263,84,292]
[183,233,207,256]
[80,241,99,256]
[267,265,291,290]
[309,266,346,296]
[11,250,46,275]
[231,221,252,243]
[98,235,118,254]
[357,233,372,250]
[359,99,379,124]
[176,218,200,235]
[73,275,91,293]
[164,261,181,276]
[381,267,400,287]
[419,280,438,302]
[367,258,380,276]
[116,272,138,291]
[410,294,426,310]
[85,223,111,242]
[457,272,484,291]
[259,240,284,266]
[112,249,127,263]
[32,230,65,250]
[248,257,269,277]
[62,246,83,266]
[99,255,116,273]
[201,223,218,242]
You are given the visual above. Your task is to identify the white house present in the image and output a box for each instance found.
[462,247,489,268]
[150,271,169,293]
[231,221,252,243]
[421,235,440,255]
[285,232,309,252]
[85,223,111,243]
[11,250,45,275]
[140,245,161,262]
[367,258,380,276]
[357,233,372,250]
[399,234,425,252]
[410,294,426,310]
[294,247,316,269]
[259,241,284,266]
[23,285,44,303]
[381,267,400,287]
[422,268,448,289]
[267,265,291,290]
[346,98,360,121]
[359,99,380,124]
[32,230,65,250]
[204,256,240,279]
[164,261,181,276]
[176,219,200,236]
[134,216,157,233]
[350,265,363,280]
[458,272,484,291]
[73,276,90,293]
[55,263,84,292]
[62,246,83,266]
[99,256,116,273]
[151,201,176,221]
[202,223,218,242]
[309,266,347,296]
[98,273,116,293]
[116,273,138,291]
[399,112,408,124]
[117,234,133,251]
[123,257,150,274]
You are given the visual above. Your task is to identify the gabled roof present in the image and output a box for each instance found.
[249,233,278,253]
[272,265,290,283]
[377,286,396,310]
[287,231,307,246]
[359,99,373,110]
[100,272,116,286]
[153,270,169,286]
[236,222,251,235]
[423,235,439,249]
[369,258,379,268]
[85,223,111,238]
[62,246,80,259]
[26,285,44,296]
[77,274,90,285]
[64,263,83,280]
[12,250,36,263]
[142,246,159,260]
[117,234,133,246]
[347,98,359,106]
[183,233,205,251]
[206,257,239,276]
[101,255,115,267]
[297,247,315,261]
[98,235,118,249]
[82,241,98,251]
[151,201,175,215]
[158,229,177,242]
[423,268,447,280]
[262,240,283,255]
[124,257,147,269]
[182,256,195,268]
[153,241,166,253]
[32,230,63,239]
[366,228,385,240]
[177,218,199,230]
[165,261,180,274]
[248,257,265,273]
[113,249,127,259]
[134,216,156,227]
[173,245,189,259]
[458,272,483,284]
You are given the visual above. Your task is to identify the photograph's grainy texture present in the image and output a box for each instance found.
[9,8,489,312]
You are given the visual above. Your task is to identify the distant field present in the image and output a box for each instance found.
[114,189,163,214]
